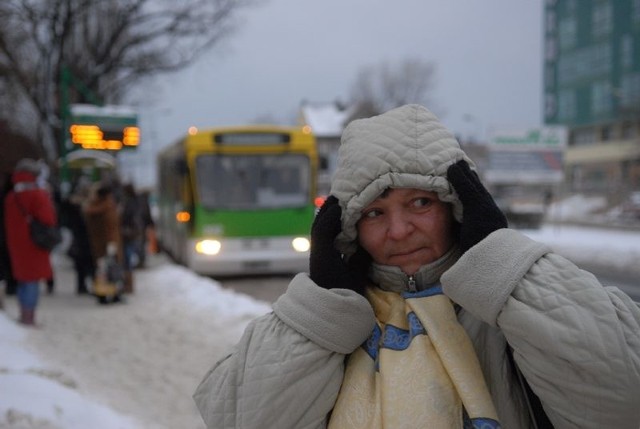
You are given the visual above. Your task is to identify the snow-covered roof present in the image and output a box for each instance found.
[70,103,137,117]
[300,103,353,138]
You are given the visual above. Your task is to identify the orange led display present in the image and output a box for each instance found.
[69,124,140,150]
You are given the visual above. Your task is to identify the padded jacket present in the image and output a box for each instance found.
[194,228,640,428]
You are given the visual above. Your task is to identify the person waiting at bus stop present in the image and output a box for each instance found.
[3,159,58,326]
[83,182,124,291]
[194,104,640,428]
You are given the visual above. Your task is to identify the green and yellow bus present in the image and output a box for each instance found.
[156,125,319,275]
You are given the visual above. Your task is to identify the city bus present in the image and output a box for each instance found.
[156,125,318,276]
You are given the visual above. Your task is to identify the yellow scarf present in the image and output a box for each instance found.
[328,285,500,429]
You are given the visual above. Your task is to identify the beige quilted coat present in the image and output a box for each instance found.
[194,105,640,429]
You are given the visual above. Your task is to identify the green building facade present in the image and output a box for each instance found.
[544,0,640,195]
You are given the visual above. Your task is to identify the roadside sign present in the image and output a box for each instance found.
[488,126,567,150]
[485,126,567,185]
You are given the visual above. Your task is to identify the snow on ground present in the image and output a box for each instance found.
[1,254,272,429]
[1,195,639,429]
[532,194,640,280]
[523,224,640,279]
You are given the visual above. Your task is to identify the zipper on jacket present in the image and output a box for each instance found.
[407,275,417,292]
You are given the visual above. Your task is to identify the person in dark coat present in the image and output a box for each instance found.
[137,189,155,268]
[61,180,95,294]
[3,159,57,325]
[120,183,144,293]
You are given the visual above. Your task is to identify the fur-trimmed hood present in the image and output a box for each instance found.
[330,104,475,257]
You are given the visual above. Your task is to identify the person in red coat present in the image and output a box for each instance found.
[3,158,57,326]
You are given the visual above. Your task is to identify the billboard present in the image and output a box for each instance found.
[485,126,567,185]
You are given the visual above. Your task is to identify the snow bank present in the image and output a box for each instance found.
[0,313,142,429]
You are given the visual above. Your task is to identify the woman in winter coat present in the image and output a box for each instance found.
[83,182,122,268]
[3,159,57,326]
[194,105,640,428]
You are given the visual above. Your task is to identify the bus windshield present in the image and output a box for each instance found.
[195,154,311,209]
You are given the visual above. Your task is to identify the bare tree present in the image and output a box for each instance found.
[0,0,261,160]
[348,58,438,120]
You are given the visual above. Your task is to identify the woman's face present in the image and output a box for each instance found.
[356,188,455,276]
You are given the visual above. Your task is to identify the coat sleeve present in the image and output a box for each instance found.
[441,229,640,429]
[193,273,375,429]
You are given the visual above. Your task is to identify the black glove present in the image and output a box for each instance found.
[447,160,508,253]
[309,196,371,295]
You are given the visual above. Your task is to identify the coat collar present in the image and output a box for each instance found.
[368,245,461,293]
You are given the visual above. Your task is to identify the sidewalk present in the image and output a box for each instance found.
[4,250,215,429]
[2,252,80,322]
[4,249,137,321]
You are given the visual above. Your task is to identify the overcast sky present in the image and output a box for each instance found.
[136,0,543,149]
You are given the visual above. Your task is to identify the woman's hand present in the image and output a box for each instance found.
[309,196,370,295]
[447,160,508,252]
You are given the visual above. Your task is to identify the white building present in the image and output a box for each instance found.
[298,101,356,195]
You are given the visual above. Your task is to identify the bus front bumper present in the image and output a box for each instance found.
[186,237,310,276]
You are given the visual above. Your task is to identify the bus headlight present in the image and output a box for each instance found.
[291,237,310,252]
[196,239,222,255]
